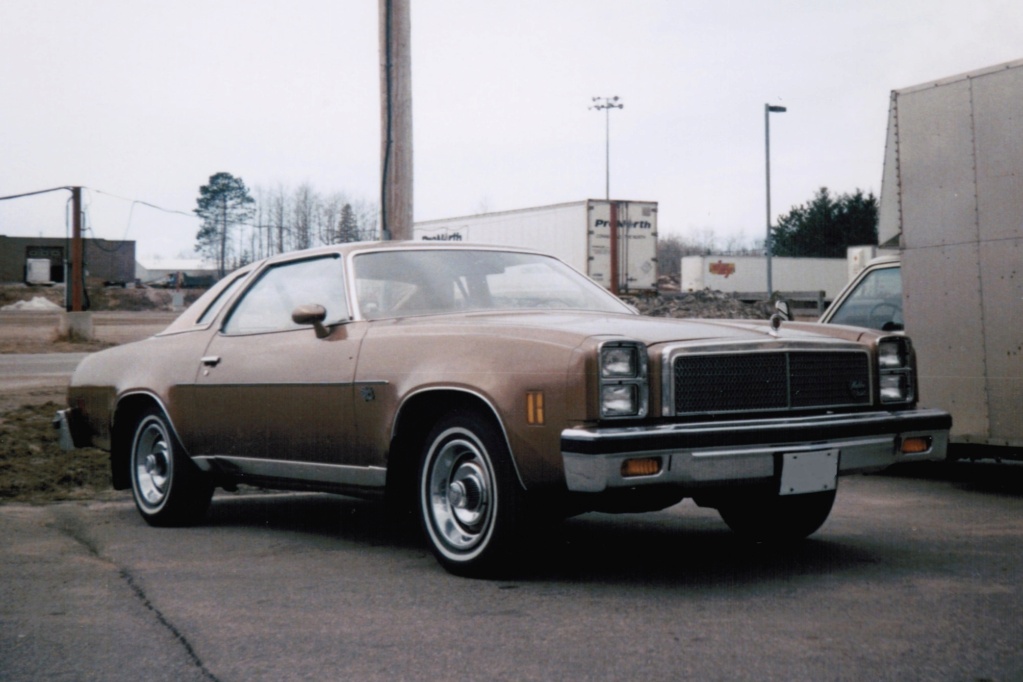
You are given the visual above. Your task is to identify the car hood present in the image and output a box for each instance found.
[367,311,858,348]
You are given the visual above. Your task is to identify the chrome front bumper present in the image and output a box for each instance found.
[561,408,951,493]
[53,408,90,451]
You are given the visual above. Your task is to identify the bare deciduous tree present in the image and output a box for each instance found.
[200,181,378,269]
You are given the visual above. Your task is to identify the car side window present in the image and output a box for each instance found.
[196,273,248,326]
[828,265,902,330]
[223,256,348,335]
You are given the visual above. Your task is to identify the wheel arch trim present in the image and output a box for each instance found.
[391,386,527,489]
[113,390,193,456]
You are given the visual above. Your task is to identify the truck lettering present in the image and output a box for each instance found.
[593,219,654,230]
[420,232,464,241]
[709,260,736,278]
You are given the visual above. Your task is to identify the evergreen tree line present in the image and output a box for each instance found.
[658,187,878,278]
[770,187,878,258]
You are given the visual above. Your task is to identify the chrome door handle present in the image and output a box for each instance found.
[201,356,221,367]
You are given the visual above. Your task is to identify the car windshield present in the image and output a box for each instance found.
[353,249,631,319]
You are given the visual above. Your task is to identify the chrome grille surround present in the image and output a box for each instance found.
[661,342,873,417]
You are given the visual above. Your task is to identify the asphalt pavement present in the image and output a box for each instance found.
[2,466,1022,681]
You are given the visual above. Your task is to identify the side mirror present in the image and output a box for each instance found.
[769,299,791,336]
[774,299,792,321]
[292,303,330,339]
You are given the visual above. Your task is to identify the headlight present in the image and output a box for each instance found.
[880,374,910,402]
[601,384,639,417]
[598,341,648,419]
[878,338,909,369]
[601,346,640,378]
[878,336,914,404]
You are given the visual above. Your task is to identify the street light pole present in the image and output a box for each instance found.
[765,103,786,297]
[591,96,623,200]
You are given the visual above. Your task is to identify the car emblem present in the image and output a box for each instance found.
[849,380,867,398]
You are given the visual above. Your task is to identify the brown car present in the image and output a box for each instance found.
[57,242,951,576]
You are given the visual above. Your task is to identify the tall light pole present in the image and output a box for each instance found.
[765,103,786,296]
[591,96,623,199]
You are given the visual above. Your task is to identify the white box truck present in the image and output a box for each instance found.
[413,200,658,293]
[822,59,1023,457]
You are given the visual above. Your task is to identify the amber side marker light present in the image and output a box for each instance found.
[621,457,662,478]
[526,391,545,425]
[900,436,931,454]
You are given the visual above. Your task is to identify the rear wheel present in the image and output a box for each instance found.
[130,409,213,527]
[418,411,526,577]
[717,489,836,543]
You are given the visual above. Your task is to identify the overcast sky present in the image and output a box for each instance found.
[2,0,1021,260]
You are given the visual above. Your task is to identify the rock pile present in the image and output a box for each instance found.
[620,289,771,320]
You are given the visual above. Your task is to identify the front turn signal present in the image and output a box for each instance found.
[900,436,931,454]
[621,457,662,478]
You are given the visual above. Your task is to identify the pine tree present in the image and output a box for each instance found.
[338,203,360,243]
[194,172,255,277]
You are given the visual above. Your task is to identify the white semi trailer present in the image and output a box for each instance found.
[822,59,1023,457]
[680,255,849,299]
[413,200,658,293]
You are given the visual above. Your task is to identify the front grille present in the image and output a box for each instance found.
[673,351,871,415]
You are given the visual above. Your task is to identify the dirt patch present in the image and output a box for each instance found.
[0,402,113,503]
[0,310,178,354]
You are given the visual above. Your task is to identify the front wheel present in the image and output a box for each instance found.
[717,489,837,544]
[130,409,213,527]
[418,411,525,577]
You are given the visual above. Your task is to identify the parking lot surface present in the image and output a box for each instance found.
[2,465,1022,681]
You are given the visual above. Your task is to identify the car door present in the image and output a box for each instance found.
[181,254,371,478]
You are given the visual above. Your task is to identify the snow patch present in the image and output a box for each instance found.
[1,296,64,312]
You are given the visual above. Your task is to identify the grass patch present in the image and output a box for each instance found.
[0,402,113,503]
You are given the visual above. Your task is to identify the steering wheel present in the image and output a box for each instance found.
[868,301,902,330]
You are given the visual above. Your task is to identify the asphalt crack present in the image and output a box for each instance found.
[49,507,221,682]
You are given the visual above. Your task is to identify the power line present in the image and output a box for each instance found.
[0,186,73,202]
[90,188,198,219]
[1,185,199,220]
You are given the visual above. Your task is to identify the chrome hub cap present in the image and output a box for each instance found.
[134,421,172,508]
[448,462,487,527]
[427,433,495,553]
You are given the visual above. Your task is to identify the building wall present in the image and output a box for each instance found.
[0,236,136,284]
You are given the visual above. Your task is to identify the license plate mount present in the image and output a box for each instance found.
[779,449,839,496]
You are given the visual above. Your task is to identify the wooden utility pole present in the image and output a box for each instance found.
[70,186,84,312]
[379,0,413,240]
[60,185,93,339]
